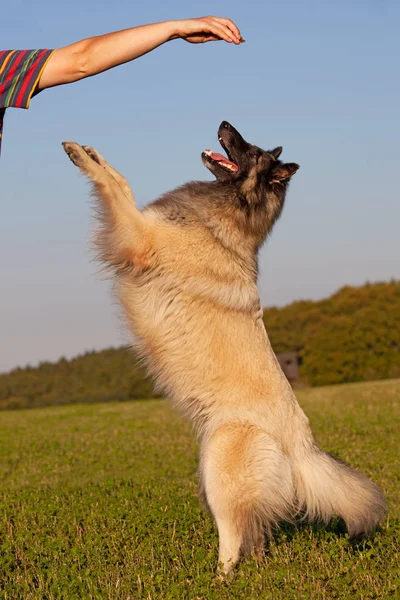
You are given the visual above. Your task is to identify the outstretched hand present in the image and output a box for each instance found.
[175,16,245,45]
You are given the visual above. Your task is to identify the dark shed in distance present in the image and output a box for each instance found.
[277,353,299,385]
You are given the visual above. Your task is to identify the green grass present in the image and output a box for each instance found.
[0,379,399,599]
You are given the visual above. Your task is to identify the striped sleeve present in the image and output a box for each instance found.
[0,49,54,156]
[0,49,54,110]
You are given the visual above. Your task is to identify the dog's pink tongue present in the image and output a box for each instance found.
[205,150,239,172]
[209,152,227,162]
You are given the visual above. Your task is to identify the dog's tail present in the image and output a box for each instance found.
[293,441,387,537]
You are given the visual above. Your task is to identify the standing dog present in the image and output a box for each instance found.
[63,122,386,573]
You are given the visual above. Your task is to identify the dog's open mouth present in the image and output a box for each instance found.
[203,137,239,173]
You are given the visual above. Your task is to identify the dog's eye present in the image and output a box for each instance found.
[248,149,260,160]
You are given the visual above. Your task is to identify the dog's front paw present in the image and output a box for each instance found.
[62,141,87,169]
[82,145,102,166]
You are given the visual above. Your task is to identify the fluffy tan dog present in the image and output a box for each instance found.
[63,122,386,573]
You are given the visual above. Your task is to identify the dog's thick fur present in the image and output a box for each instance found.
[63,122,386,573]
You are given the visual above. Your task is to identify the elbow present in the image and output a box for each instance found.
[54,37,105,85]
[66,40,95,82]
[73,49,92,80]
[36,44,95,90]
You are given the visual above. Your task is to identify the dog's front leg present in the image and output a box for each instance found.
[62,142,154,274]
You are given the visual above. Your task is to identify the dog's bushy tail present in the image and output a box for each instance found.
[293,442,387,537]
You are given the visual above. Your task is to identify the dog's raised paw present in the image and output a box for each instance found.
[82,145,102,165]
[62,141,87,168]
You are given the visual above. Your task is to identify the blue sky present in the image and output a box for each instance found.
[1,0,399,372]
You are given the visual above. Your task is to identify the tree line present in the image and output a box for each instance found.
[1,281,398,410]
[264,280,399,386]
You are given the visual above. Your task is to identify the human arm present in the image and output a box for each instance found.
[37,17,244,91]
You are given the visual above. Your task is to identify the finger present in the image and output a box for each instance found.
[212,17,241,41]
[210,17,241,44]
[205,22,236,43]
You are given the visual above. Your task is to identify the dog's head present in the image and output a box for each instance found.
[202,121,299,205]
[201,122,300,247]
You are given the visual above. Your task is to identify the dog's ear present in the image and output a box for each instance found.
[270,146,283,160]
[269,163,299,184]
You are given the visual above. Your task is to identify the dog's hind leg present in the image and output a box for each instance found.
[200,422,295,574]
[62,142,153,273]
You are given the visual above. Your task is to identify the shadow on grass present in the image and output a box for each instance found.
[272,516,383,550]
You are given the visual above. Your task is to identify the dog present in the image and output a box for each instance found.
[62,121,386,574]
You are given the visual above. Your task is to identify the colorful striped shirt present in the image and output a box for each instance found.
[0,49,54,155]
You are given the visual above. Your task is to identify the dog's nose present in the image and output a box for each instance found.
[220,121,231,130]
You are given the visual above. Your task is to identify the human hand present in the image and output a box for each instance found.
[174,16,245,45]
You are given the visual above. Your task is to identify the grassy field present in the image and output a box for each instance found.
[0,379,399,599]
